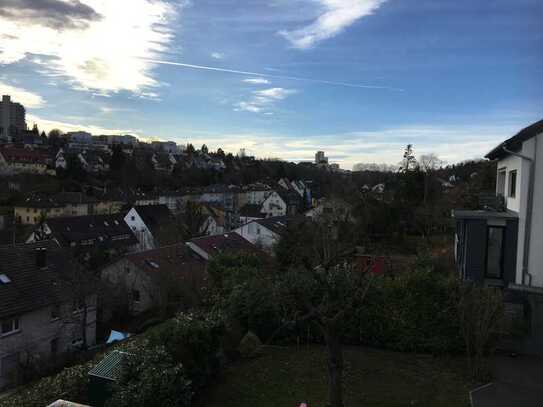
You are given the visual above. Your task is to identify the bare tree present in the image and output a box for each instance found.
[419,153,444,204]
[274,221,373,407]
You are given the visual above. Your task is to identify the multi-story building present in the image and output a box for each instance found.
[0,146,49,174]
[315,150,328,165]
[453,119,543,353]
[0,95,26,142]
[14,193,97,225]
[454,119,543,288]
[66,131,92,144]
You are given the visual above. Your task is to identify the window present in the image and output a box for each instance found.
[131,216,135,221]
[496,168,506,196]
[508,170,517,198]
[486,226,505,279]
[1,318,20,335]
[132,289,141,302]
[51,304,60,320]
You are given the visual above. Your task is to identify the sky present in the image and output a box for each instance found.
[0,0,541,169]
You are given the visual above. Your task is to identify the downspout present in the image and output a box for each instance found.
[502,139,537,286]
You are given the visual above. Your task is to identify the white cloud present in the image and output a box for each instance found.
[235,87,297,114]
[243,78,271,85]
[211,52,224,59]
[279,0,387,49]
[0,81,45,108]
[0,0,181,94]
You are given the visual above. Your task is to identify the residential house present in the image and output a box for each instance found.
[0,242,97,390]
[55,148,67,170]
[25,213,138,257]
[454,120,543,288]
[0,146,49,174]
[305,197,353,222]
[260,191,288,218]
[151,152,176,173]
[101,244,206,316]
[77,150,110,174]
[186,233,258,261]
[199,203,227,236]
[14,192,98,225]
[124,205,175,251]
[236,183,272,208]
[453,119,543,353]
[261,189,301,218]
[234,216,297,252]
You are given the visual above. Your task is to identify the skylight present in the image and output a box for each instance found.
[145,260,160,269]
[0,274,12,284]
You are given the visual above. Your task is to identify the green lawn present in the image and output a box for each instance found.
[196,345,473,407]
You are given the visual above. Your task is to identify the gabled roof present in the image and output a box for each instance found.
[0,146,49,164]
[16,192,98,208]
[124,243,205,278]
[44,213,137,248]
[0,241,74,319]
[253,216,301,236]
[188,233,257,259]
[486,119,543,160]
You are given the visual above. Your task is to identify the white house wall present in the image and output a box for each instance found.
[234,222,279,251]
[124,208,156,251]
[526,134,543,287]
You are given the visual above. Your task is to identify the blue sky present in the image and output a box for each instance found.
[0,0,541,169]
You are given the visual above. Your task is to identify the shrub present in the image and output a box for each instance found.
[106,345,192,407]
[146,311,224,392]
[344,270,463,353]
[0,361,92,407]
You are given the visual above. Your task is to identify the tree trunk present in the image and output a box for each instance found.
[323,323,344,407]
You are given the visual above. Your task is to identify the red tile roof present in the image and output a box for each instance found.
[0,146,49,164]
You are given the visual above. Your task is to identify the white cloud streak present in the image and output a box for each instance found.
[243,78,271,85]
[145,59,404,91]
[236,87,297,113]
[0,81,45,108]
[279,0,388,49]
[211,52,224,59]
[0,0,180,94]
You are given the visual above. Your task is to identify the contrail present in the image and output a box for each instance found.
[144,59,404,92]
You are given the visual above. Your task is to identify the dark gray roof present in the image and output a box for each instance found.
[133,205,173,235]
[239,203,263,218]
[0,241,74,319]
[254,216,303,236]
[44,213,137,249]
[486,119,543,160]
[188,233,258,258]
[452,210,518,220]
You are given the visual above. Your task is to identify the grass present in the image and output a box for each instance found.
[196,345,473,407]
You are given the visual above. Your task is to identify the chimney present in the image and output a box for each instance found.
[36,248,47,268]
